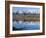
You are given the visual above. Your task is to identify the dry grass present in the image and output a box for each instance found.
[13,15,40,21]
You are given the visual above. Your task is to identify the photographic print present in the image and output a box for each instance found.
[5,1,45,37]
[13,7,40,30]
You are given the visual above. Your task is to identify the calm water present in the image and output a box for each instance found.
[13,21,40,30]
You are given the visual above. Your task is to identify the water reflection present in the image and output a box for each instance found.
[13,21,40,31]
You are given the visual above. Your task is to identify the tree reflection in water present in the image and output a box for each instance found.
[13,21,40,31]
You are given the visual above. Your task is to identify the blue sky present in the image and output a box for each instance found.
[12,7,40,13]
